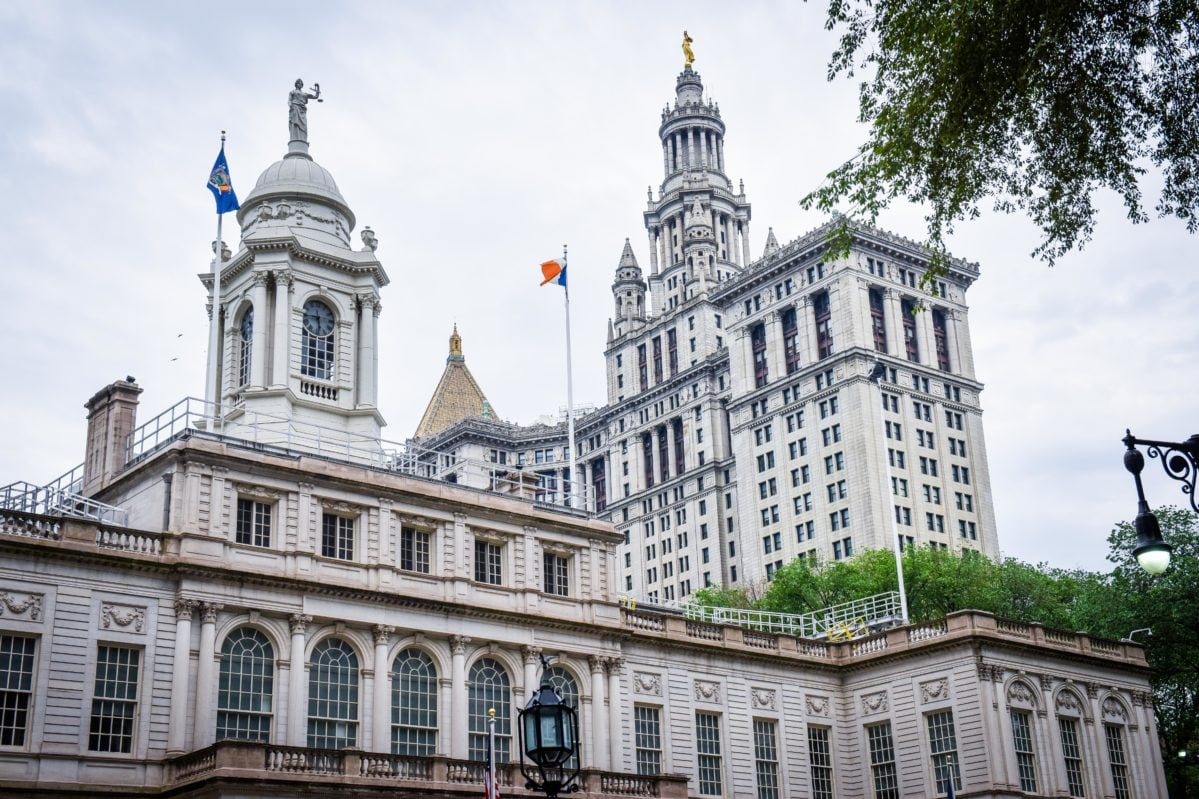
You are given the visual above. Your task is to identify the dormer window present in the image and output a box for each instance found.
[301,300,335,380]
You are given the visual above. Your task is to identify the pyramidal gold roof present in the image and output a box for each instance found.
[413,326,497,439]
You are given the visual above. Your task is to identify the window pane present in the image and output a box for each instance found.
[217,628,274,741]
[391,649,437,756]
[808,726,834,799]
[867,722,899,799]
[1010,709,1038,793]
[468,658,511,762]
[307,639,358,749]
[635,705,662,775]
[695,712,723,796]
[89,646,140,753]
[926,711,962,795]
[0,635,35,747]
[752,720,779,799]
[1058,717,1087,797]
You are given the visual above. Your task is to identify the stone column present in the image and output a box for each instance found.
[884,289,905,360]
[661,141,669,176]
[287,613,312,746]
[700,129,708,167]
[271,270,291,387]
[677,213,686,263]
[659,225,668,271]
[688,128,696,167]
[1084,684,1114,798]
[522,646,542,701]
[766,311,785,380]
[1136,690,1168,798]
[917,304,937,368]
[192,602,223,748]
[607,658,623,770]
[717,136,725,172]
[167,599,197,755]
[357,296,379,407]
[942,308,960,374]
[372,625,393,753]
[801,296,820,365]
[673,133,682,171]
[665,422,677,479]
[589,656,609,770]
[647,230,659,276]
[450,635,471,759]
[250,273,269,388]
[741,221,751,266]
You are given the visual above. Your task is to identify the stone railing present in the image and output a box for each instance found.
[619,608,1147,667]
[96,527,162,554]
[166,741,689,797]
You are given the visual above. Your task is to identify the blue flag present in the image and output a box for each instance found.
[207,145,240,214]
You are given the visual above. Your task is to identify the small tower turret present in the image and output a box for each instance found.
[611,238,647,338]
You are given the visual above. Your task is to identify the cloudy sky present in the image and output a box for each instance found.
[1,1,1194,572]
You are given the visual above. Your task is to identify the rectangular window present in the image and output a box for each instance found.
[652,336,663,382]
[1058,717,1086,798]
[932,308,950,371]
[321,513,355,560]
[638,344,648,390]
[635,706,662,775]
[753,719,780,799]
[1105,724,1131,799]
[867,722,900,799]
[902,298,919,361]
[88,645,140,753]
[868,286,888,353]
[236,498,272,547]
[0,635,35,747]
[696,712,723,796]
[474,540,503,585]
[667,328,679,375]
[926,710,962,796]
[400,526,431,573]
[751,323,769,388]
[808,725,834,799]
[1010,709,1039,793]
[782,307,801,374]
[813,290,833,359]
[543,552,570,596]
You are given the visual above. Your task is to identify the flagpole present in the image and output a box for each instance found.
[562,244,578,509]
[205,130,227,423]
[487,707,497,799]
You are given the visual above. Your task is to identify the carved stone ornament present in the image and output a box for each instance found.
[236,483,282,501]
[633,672,662,696]
[861,690,889,715]
[289,614,313,635]
[319,498,363,516]
[101,602,146,633]
[1102,696,1129,722]
[524,646,544,665]
[373,625,394,646]
[920,678,949,704]
[0,590,43,620]
[694,680,721,703]
[751,688,777,710]
[1086,682,1099,699]
[1007,680,1036,706]
[1055,690,1083,715]
[805,695,830,717]
[451,635,471,655]
[606,657,624,675]
[1039,674,1054,691]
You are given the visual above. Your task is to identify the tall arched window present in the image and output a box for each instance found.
[301,299,335,380]
[468,658,511,762]
[238,308,253,387]
[544,665,580,771]
[217,628,274,741]
[391,649,437,756]
[308,638,358,749]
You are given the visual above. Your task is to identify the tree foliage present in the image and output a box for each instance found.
[802,0,1199,267]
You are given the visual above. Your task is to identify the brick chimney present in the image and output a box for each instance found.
[82,377,142,496]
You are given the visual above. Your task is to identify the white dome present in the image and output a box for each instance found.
[237,152,356,247]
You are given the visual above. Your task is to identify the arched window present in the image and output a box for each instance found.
[544,666,580,771]
[468,658,511,762]
[301,299,335,380]
[391,649,437,756]
[217,628,274,741]
[238,308,253,386]
[308,638,358,749]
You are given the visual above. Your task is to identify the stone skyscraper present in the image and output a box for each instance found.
[418,62,997,602]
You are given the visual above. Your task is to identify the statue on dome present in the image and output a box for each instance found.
[288,79,322,144]
[682,31,695,68]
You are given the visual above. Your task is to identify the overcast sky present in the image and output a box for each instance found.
[1,1,1194,573]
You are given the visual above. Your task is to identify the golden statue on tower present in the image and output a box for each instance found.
[682,30,695,68]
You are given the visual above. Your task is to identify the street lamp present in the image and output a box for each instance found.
[518,665,581,798]
[1121,431,1185,574]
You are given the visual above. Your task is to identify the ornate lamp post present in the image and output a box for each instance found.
[1121,430,1199,573]
[517,661,581,798]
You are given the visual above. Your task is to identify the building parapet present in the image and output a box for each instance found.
[166,740,689,798]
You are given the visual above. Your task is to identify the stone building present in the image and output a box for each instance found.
[416,61,997,603]
[0,70,1168,799]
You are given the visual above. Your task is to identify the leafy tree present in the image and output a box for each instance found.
[802,0,1199,268]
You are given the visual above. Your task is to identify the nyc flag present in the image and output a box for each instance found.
[207,146,240,214]
[539,258,567,287]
